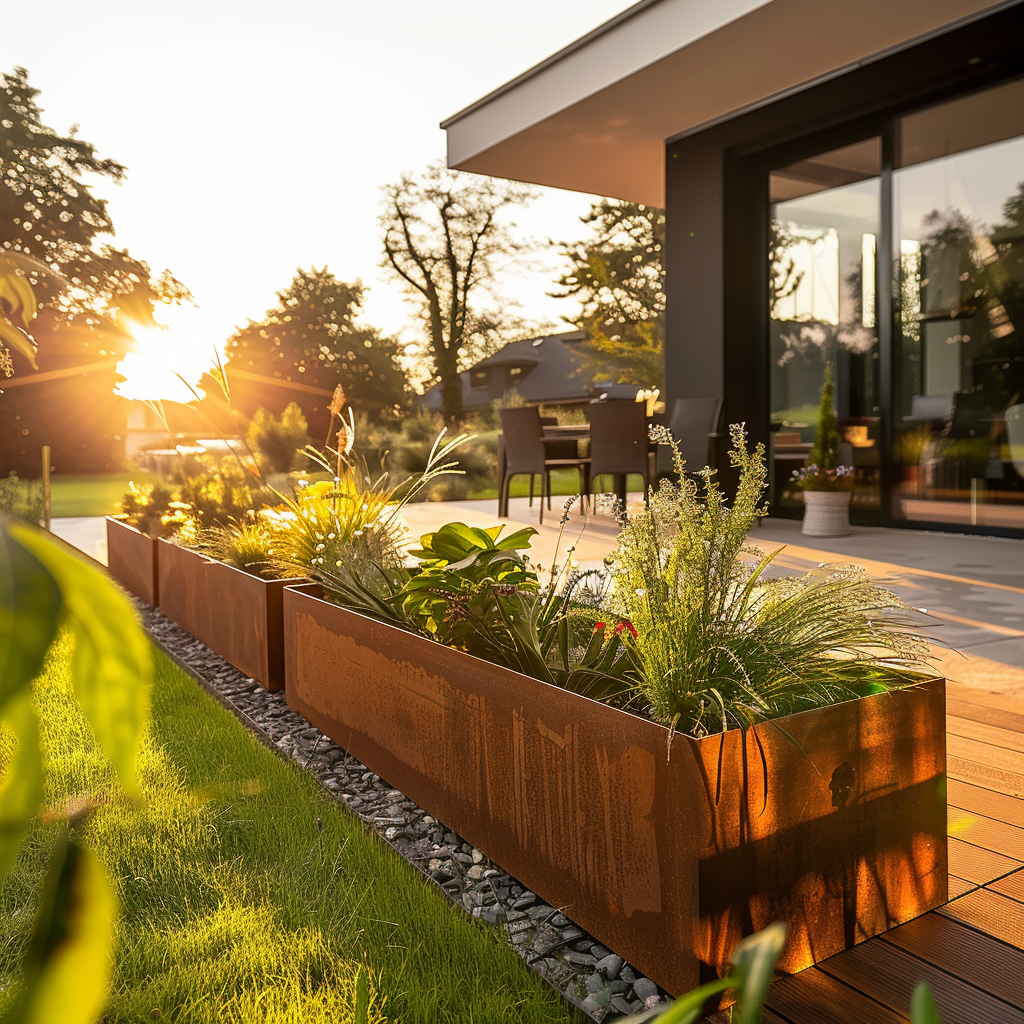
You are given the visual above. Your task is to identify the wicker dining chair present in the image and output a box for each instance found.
[587,399,653,506]
[498,407,590,524]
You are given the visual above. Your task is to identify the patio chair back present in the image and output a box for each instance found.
[589,400,649,477]
[666,396,723,471]
[499,407,545,474]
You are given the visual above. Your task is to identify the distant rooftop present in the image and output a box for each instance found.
[420,329,607,411]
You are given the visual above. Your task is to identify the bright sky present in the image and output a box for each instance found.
[1,0,629,400]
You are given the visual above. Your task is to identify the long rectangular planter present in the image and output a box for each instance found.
[283,585,947,994]
[105,515,160,606]
[157,539,291,690]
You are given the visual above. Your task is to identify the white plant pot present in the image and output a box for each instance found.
[801,489,852,537]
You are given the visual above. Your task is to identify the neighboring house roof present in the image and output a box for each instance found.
[419,329,604,411]
[441,0,1001,205]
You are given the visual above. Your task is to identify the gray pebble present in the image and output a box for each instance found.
[632,977,658,1002]
[595,953,624,979]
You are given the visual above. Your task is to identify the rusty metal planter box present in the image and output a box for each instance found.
[158,539,290,690]
[283,585,947,995]
[105,516,160,606]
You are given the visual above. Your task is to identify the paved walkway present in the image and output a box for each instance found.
[56,500,1024,694]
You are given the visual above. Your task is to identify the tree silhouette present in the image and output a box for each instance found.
[223,268,408,439]
[552,200,665,388]
[380,162,536,422]
[0,67,187,473]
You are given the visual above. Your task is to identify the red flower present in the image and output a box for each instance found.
[616,620,638,638]
[593,622,606,632]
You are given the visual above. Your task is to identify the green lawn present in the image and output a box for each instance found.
[0,636,577,1024]
[45,472,164,518]
[466,470,648,501]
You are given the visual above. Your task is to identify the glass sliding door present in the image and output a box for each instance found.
[893,77,1024,531]
[768,138,882,514]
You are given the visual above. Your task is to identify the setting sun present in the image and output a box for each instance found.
[115,305,219,404]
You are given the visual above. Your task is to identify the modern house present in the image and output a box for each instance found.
[419,329,641,412]
[442,0,1024,536]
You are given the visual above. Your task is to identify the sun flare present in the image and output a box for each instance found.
[115,306,220,404]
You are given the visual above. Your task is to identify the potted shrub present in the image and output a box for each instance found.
[282,424,947,995]
[793,365,854,537]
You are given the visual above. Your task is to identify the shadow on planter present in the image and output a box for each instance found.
[158,540,292,690]
[282,584,947,995]
[105,516,160,606]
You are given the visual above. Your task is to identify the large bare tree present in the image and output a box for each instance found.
[380,162,536,422]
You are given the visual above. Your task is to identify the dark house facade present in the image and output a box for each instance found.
[419,329,640,411]
[443,0,1024,537]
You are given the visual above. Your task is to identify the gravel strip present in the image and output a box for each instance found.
[141,604,671,1022]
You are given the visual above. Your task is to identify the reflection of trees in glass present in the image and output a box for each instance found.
[899,245,922,347]
[769,220,804,319]
[918,208,981,321]
[770,219,874,368]
[988,181,1024,347]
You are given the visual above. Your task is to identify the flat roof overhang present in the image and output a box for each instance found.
[442,0,1013,206]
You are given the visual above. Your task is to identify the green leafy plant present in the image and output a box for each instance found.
[0,250,58,377]
[400,522,540,637]
[323,508,639,703]
[401,520,638,699]
[1,519,151,1022]
[610,424,932,738]
[795,364,853,491]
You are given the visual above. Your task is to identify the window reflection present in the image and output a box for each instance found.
[894,78,1024,529]
[769,138,882,513]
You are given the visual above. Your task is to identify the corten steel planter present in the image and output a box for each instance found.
[284,585,947,994]
[157,540,292,690]
[105,516,160,605]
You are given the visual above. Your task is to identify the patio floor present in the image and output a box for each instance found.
[53,504,1024,1019]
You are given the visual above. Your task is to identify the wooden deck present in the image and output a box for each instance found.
[761,682,1024,1023]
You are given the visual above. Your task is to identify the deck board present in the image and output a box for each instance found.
[947,836,1023,884]
[880,914,1024,1009]
[947,778,1024,827]
[947,874,976,898]
[948,753,1024,798]
[817,935,1024,1023]
[936,888,1024,949]
[766,967,908,1024]
[945,685,1024,717]
[946,714,1024,752]
[988,868,1024,904]
[756,686,1024,1023]
[948,805,1024,860]
[945,696,1024,735]
[948,734,1024,777]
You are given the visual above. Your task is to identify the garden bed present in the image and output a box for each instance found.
[105,515,160,605]
[284,584,948,996]
[157,539,291,690]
